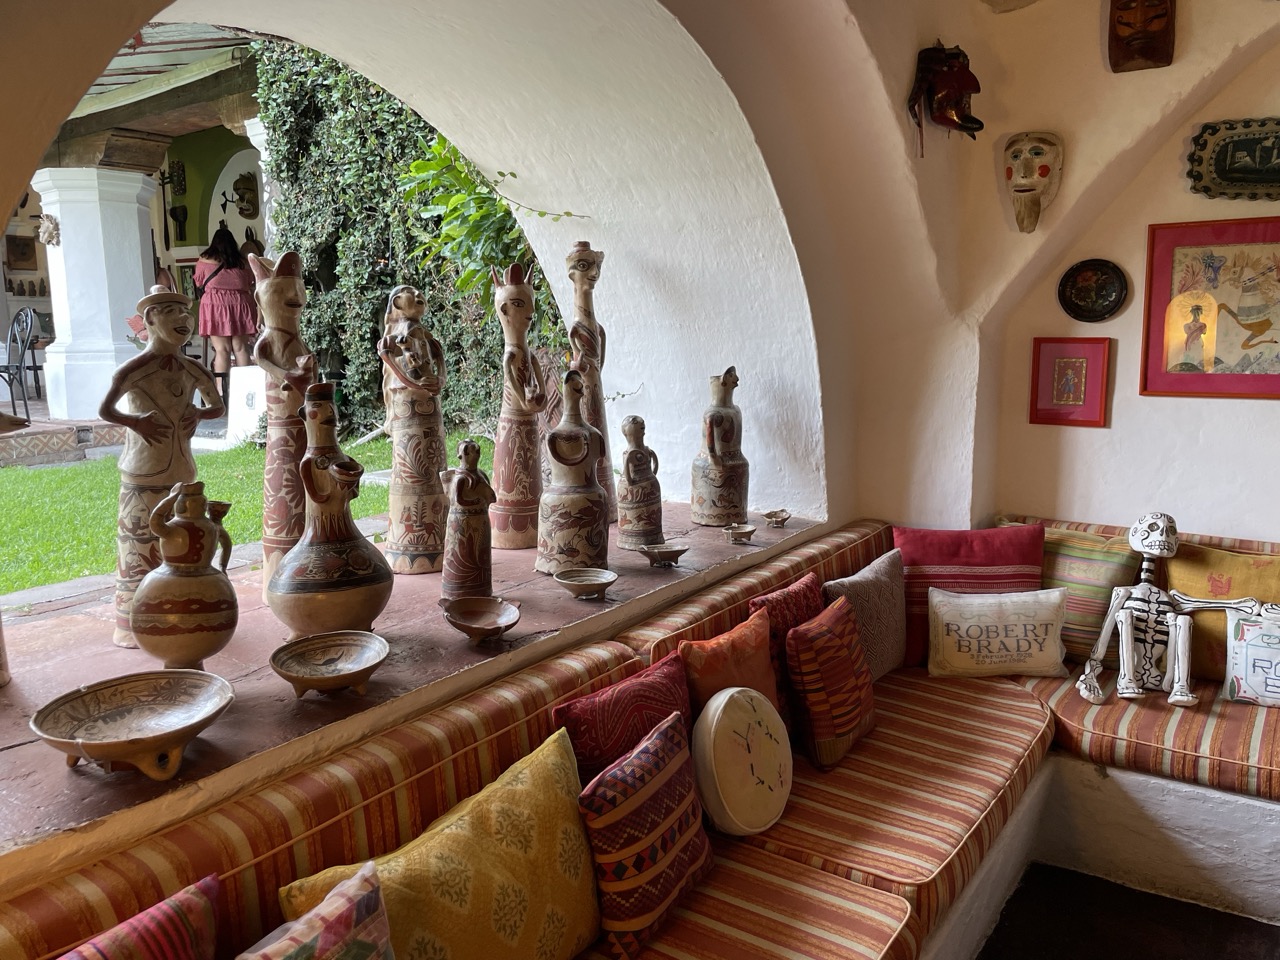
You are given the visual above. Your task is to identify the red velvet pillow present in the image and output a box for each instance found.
[894,524,1045,667]
[747,572,824,723]
[553,651,691,783]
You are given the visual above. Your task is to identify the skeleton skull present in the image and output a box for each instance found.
[1129,511,1177,557]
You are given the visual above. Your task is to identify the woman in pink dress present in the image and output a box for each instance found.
[195,226,258,377]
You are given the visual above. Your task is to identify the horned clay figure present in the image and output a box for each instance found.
[489,264,547,549]
[99,285,224,647]
[1003,132,1063,234]
[691,365,749,526]
[617,415,664,550]
[564,242,617,523]
[378,284,448,573]
[1076,512,1262,707]
[441,438,497,600]
[536,370,608,574]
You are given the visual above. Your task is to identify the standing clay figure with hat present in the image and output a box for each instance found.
[617,415,664,550]
[691,365,749,526]
[99,285,224,647]
[536,370,608,574]
[251,252,317,599]
[441,438,497,600]
[378,284,448,574]
[490,263,547,549]
[564,242,616,523]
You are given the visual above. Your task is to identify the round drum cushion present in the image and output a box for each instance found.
[692,686,793,835]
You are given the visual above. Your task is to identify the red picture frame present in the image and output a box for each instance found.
[1141,216,1280,399]
[1029,337,1111,427]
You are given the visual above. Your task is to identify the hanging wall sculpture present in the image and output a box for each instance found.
[99,285,224,648]
[691,365,749,527]
[616,415,664,550]
[564,242,617,523]
[441,438,497,601]
[1108,0,1174,73]
[378,284,449,574]
[1003,132,1063,234]
[535,370,608,575]
[907,40,983,157]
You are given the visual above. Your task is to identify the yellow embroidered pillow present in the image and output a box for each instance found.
[278,728,599,960]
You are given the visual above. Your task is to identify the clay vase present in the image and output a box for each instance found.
[130,482,238,670]
[266,383,393,640]
[691,365,749,526]
[536,370,609,574]
[441,439,497,600]
[617,415,664,550]
[564,242,617,523]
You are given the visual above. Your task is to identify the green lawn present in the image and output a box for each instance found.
[0,433,493,595]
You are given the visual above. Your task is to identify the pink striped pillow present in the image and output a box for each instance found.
[59,875,219,960]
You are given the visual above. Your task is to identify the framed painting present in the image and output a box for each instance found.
[1141,216,1280,398]
[176,261,198,301]
[1029,337,1111,427]
[4,235,37,271]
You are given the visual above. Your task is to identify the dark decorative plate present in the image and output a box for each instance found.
[1057,259,1128,322]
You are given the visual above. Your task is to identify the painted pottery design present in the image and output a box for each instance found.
[99,285,224,647]
[269,631,389,698]
[536,370,609,574]
[131,482,238,670]
[378,284,448,573]
[617,414,664,550]
[564,242,617,523]
[691,365,749,526]
[266,383,393,640]
[535,345,565,495]
[441,439,497,601]
[490,264,548,549]
[251,252,317,600]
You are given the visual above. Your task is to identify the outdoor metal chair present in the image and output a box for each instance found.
[23,309,51,399]
[1,308,36,420]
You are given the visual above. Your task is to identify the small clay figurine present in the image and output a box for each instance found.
[564,242,617,523]
[1109,0,1174,73]
[535,370,608,574]
[906,41,983,156]
[691,365,749,526]
[1003,132,1063,234]
[378,284,449,574]
[617,415,664,550]
[99,285,224,647]
[441,438,497,600]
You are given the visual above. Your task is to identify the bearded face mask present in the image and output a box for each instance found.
[1003,132,1063,233]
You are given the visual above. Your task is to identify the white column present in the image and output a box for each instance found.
[242,116,277,258]
[29,168,157,420]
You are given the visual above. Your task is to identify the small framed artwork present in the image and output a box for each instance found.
[1141,216,1280,399]
[1029,337,1111,427]
[4,235,38,272]
[176,262,197,301]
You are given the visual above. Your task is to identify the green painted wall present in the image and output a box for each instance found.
[165,126,251,247]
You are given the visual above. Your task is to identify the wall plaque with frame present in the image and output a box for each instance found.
[4,235,37,271]
[1029,337,1111,427]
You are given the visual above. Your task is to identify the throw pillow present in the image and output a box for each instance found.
[894,524,1045,667]
[678,607,780,716]
[578,711,714,959]
[59,875,220,960]
[747,572,824,724]
[692,686,793,835]
[238,862,390,959]
[784,596,876,770]
[927,587,1069,678]
[822,548,906,681]
[1222,610,1280,707]
[1166,543,1280,681]
[553,652,691,783]
[277,728,599,960]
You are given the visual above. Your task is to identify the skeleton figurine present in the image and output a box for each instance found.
[1076,512,1262,707]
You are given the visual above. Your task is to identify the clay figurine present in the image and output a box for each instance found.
[617,415,664,550]
[251,252,317,599]
[691,365,749,526]
[1003,132,1063,234]
[266,382,393,640]
[377,284,449,574]
[99,285,224,647]
[489,264,548,549]
[441,438,497,600]
[1109,0,1174,73]
[130,482,238,670]
[535,370,608,574]
[564,242,617,523]
[907,41,983,156]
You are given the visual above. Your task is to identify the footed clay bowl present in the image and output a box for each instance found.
[723,523,757,543]
[762,510,792,528]
[636,542,690,568]
[441,597,521,642]
[29,670,234,781]
[553,568,618,600]
[270,630,389,698]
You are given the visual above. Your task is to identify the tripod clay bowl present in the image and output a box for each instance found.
[441,597,521,642]
[270,630,389,698]
[553,568,618,600]
[636,542,690,568]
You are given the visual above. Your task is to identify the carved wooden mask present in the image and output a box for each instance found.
[907,41,984,156]
[1108,0,1175,73]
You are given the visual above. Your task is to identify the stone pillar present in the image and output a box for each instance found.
[242,116,277,258]
[29,168,157,421]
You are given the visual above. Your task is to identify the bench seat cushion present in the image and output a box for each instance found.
[1018,670,1280,801]
[740,670,1053,933]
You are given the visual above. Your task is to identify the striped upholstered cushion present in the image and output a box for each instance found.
[998,514,1280,557]
[742,670,1053,933]
[1018,671,1280,801]
[0,642,641,960]
[616,520,893,664]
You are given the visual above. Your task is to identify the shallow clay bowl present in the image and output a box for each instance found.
[270,630,390,698]
[723,523,757,543]
[636,542,690,568]
[762,510,792,528]
[553,567,618,600]
[441,597,521,642]
[29,670,234,781]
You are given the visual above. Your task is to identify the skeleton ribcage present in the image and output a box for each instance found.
[1123,591,1174,646]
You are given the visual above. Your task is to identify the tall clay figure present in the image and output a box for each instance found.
[617,415,664,550]
[536,370,609,574]
[691,365,749,526]
[251,252,317,601]
[378,284,449,573]
[441,439,497,600]
[99,285,224,647]
[564,242,617,523]
[490,264,547,549]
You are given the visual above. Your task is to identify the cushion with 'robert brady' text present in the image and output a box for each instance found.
[927,587,1068,678]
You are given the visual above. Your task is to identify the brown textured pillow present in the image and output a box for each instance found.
[823,549,906,681]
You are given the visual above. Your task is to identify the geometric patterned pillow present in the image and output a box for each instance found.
[747,572,824,726]
[578,711,714,960]
[239,862,390,959]
[822,548,906,681]
[58,875,220,960]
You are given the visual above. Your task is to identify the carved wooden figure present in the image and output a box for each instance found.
[1108,0,1174,73]
[99,285,224,647]
[536,370,609,574]
[617,415,664,550]
[489,264,547,549]
[441,439,497,600]
[564,242,617,523]
[691,365,749,526]
[378,284,448,573]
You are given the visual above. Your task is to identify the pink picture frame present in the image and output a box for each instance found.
[1029,337,1111,427]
